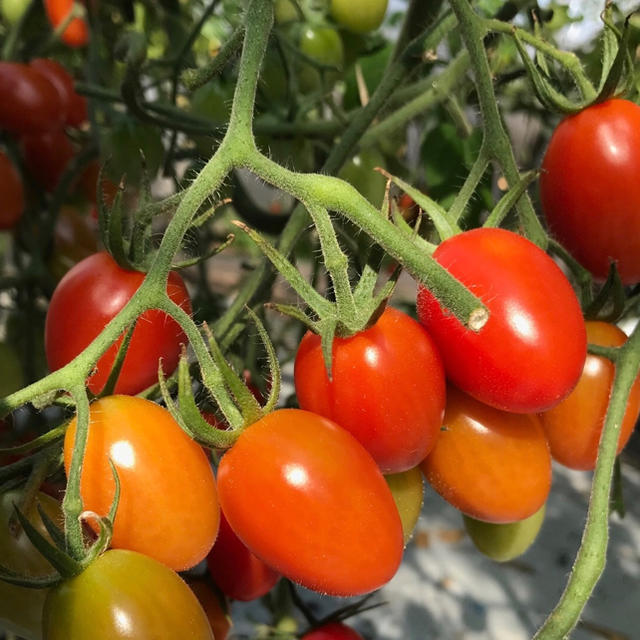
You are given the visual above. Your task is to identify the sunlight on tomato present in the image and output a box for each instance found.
[385,466,424,544]
[44,0,89,48]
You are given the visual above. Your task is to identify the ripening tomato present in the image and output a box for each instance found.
[540,321,640,470]
[20,130,74,192]
[206,511,280,601]
[44,0,89,48]
[540,99,640,284]
[420,386,552,523]
[330,0,388,33]
[42,550,214,639]
[64,396,219,571]
[188,580,231,640]
[0,491,61,640]
[417,228,586,413]
[385,466,424,544]
[217,409,403,596]
[45,252,191,395]
[295,306,445,473]
[0,63,64,134]
[302,622,365,640]
[0,151,24,230]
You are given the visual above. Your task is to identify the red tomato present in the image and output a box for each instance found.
[541,99,640,284]
[64,395,220,571]
[302,622,365,640]
[66,91,88,127]
[294,306,445,473]
[416,228,586,413]
[420,386,552,523]
[44,0,89,48]
[206,511,280,601]
[0,151,24,230]
[217,409,403,596]
[29,59,74,123]
[78,160,118,206]
[540,321,640,470]
[20,129,74,192]
[45,252,192,395]
[188,580,232,640]
[0,62,64,134]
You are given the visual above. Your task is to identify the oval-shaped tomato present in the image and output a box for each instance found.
[0,490,61,640]
[28,59,73,123]
[188,579,231,640]
[45,252,191,395]
[420,386,552,523]
[540,321,640,470]
[0,151,24,230]
[217,409,403,596]
[298,26,344,94]
[417,228,586,413]
[44,0,89,48]
[20,129,74,192]
[541,99,640,285]
[64,395,219,571]
[295,306,445,473]
[385,466,424,544]
[42,550,213,639]
[338,149,387,207]
[206,511,280,601]
[330,0,388,33]
[463,504,546,563]
[0,63,64,135]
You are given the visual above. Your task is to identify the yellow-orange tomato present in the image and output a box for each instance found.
[64,396,220,571]
[420,387,551,523]
[540,321,640,470]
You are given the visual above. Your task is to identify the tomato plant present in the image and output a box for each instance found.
[206,511,280,601]
[0,491,61,640]
[0,151,24,230]
[217,409,403,596]
[540,99,640,285]
[20,130,74,192]
[330,0,388,33]
[385,466,424,544]
[45,252,191,395]
[302,622,365,640]
[295,306,445,473]
[420,386,552,523]
[417,228,587,413]
[44,0,89,48]
[338,149,387,207]
[64,395,220,571]
[42,550,214,639]
[298,25,344,94]
[540,321,640,470]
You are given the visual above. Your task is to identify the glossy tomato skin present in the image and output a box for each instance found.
[302,622,365,640]
[42,550,214,640]
[0,63,64,134]
[417,228,586,413]
[44,0,89,48]
[0,491,61,640]
[45,252,191,395]
[540,321,640,470]
[330,0,388,33]
[295,306,445,473]
[0,151,24,230]
[64,396,220,571]
[385,466,424,544]
[206,511,280,601]
[420,386,552,523]
[541,99,640,284]
[28,59,73,123]
[217,409,403,596]
[20,129,74,192]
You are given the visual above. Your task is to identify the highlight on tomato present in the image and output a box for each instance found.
[539,321,640,471]
[417,227,587,413]
[217,409,404,596]
[420,386,552,523]
[42,550,214,640]
[295,306,445,473]
[64,395,220,571]
[44,0,89,48]
[45,252,192,395]
[0,150,24,230]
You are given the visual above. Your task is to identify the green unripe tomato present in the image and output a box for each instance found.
[330,0,388,33]
[338,149,387,207]
[274,0,298,24]
[298,26,344,94]
[0,0,29,24]
[385,467,424,544]
[463,504,546,562]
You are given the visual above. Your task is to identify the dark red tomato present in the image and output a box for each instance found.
[78,160,118,206]
[206,511,280,601]
[49,205,98,280]
[217,409,403,596]
[188,580,232,640]
[0,151,24,230]
[540,321,640,470]
[43,550,214,639]
[45,252,192,395]
[541,99,640,284]
[66,91,88,127]
[294,306,445,473]
[302,622,365,640]
[21,129,74,192]
[64,396,220,571]
[0,62,64,134]
[420,386,552,523]
[417,228,586,413]
[44,0,89,48]
[29,59,73,123]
